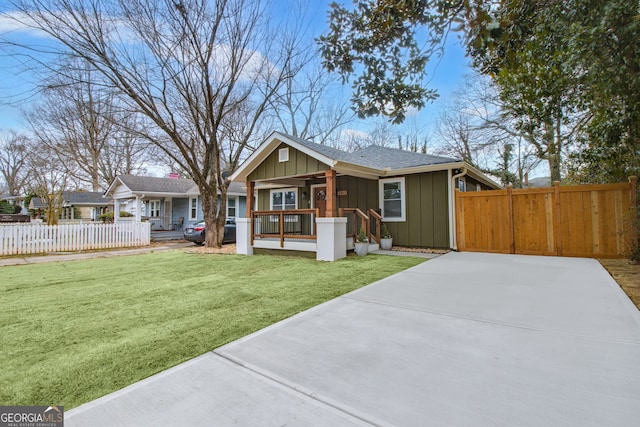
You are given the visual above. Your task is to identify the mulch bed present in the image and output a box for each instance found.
[391,246,451,255]
[600,258,640,310]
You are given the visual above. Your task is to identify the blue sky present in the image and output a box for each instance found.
[0,0,472,146]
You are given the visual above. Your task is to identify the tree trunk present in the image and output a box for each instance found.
[544,120,562,183]
[200,188,222,248]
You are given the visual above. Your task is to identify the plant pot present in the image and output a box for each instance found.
[354,241,368,256]
[380,237,393,250]
[346,236,355,250]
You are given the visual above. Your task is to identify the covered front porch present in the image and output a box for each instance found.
[237,169,383,261]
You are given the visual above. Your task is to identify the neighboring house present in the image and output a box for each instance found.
[104,175,246,230]
[63,191,113,221]
[0,192,27,214]
[230,131,501,258]
[29,191,113,222]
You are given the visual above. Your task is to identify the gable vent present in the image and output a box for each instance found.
[279,148,289,162]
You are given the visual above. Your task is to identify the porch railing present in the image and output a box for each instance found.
[339,208,382,244]
[252,209,318,248]
[368,209,382,244]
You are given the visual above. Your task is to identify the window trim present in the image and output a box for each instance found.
[379,177,406,222]
[227,196,237,219]
[270,188,298,211]
[149,200,161,218]
[189,197,198,220]
[458,177,466,192]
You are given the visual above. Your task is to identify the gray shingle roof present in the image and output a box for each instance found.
[281,134,459,171]
[227,181,245,195]
[63,191,112,205]
[117,175,197,194]
[346,145,460,170]
[116,175,243,196]
[283,134,353,163]
[29,197,46,209]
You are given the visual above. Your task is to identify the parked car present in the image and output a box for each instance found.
[183,219,236,245]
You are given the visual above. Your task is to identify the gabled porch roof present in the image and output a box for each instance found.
[230,131,501,189]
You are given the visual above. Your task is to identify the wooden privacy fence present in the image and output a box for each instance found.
[455,177,637,258]
[0,222,151,256]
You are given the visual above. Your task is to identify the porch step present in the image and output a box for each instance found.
[151,230,185,241]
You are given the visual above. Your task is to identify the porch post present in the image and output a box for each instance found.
[114,199,121,223]
[246,180,255,217]
[135,196,142,222]
[316,217,347,261]
[236,180,254,256]
[325,169,337,218]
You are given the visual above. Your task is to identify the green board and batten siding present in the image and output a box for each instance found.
[247,141,452,248]
[336,172,450,249]
[247,142,330,181]
[400,171,449,248]
[336,176,378,212]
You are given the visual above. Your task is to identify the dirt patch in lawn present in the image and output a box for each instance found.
[183,243,237,254]
[600,259,640,310]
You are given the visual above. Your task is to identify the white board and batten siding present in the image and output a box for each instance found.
[0,222,151,256]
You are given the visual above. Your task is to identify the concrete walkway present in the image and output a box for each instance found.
[0,242,192,266]
[66,252,640,426]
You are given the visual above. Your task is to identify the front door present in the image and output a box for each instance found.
[313,186,327,217]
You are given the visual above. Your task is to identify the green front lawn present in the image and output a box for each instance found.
[0,251,425,408]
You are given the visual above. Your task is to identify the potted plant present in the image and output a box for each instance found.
[380,223,393,250]
[354,226,369,256]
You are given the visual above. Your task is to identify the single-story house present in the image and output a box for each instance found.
[230,131,501,260]
[104,175,246,230]
[29,191,113,222]
[64,191,113,221]
[0,193,27,214]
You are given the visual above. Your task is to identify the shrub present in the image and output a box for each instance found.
[356,226,368,243]
[381,223,392,239]
[0,200,20,214]
[99,211,133,223]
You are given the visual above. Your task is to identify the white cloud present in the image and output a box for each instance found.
[340,128,369,140]
[0,11,52,38]
[210,43,278,83]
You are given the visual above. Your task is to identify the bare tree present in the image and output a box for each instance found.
[25,144,71,224]
[6,0,304,247]
[27,64,150,191]
[270,62,353,146]
[0,131,31,197]
[434,74,541,187]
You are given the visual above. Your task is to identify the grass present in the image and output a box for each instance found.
[0,251,425,409]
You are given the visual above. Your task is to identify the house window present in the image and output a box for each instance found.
[476,183,482,192]
[270,188,297,210]
[149,200,161,217]
[458,177,466,192]
[379,178,406,222]
[279,148,289,162]
[227,198,236,218]
[189,197,198,220]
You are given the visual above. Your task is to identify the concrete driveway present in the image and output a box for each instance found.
[67,252,640,426]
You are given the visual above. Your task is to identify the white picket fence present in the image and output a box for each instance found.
[0,222,151,256]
